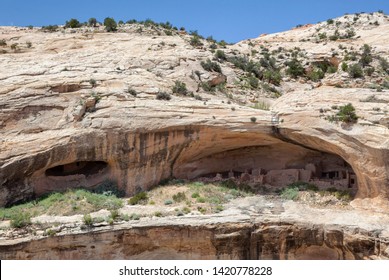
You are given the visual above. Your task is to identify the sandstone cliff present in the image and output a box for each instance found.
[1,12,389,210]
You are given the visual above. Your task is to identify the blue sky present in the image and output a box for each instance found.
[1,0,388,42]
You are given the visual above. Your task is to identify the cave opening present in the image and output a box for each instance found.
[174,144,358,194]
[45,161,108,177]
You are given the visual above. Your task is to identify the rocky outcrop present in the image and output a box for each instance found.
[1,13,389,210]
[0,221,387,260]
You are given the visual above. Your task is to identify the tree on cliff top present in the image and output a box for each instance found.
[104,17,117,32]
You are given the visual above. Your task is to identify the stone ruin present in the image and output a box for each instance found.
[196,158,357,193]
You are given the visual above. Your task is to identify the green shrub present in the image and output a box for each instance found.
[109,209,120,221]
[196,197,206,203]
[364,66,375,76]
[341,62,348,71]
[153,211,163,217]
[89,78,97,87]
[65,18,81,28]
[253,100,270,111]
[190,35,203,47]
[172,81,188,95]
[201,59,222,73]
[379,57,389,73]
[172,192,186,203]
[318,33,327,40]
[88,18,97,27]
[129,213,140,220]
[200,82,215,92]
[10,43,18,51]
[128,192,148,205]
[215,50,227,61]
[10,211,31,228]
[250,117,257,123]
[336,103,358,123]
[281,187,299,200]
[286,58,305,78]
[215,205,224,213]
[247,75,259,89]
[308,68,325,82]
[83,214,93,226]
[156,91,171,100]
[104,17,117,32]
[0,39,6,46]
[288,182,319,191]
[359,44,372,67]
[348,63,363,78]
[191,192,200,198]
[327,65,338,74]
[42,25,58,32]
[92,180,125,197]
[164,199,173,205]
[263,70,282,85]
[327,19,334,24]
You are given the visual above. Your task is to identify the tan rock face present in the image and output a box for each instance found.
[0,222,386,260]
[1,14,389,209]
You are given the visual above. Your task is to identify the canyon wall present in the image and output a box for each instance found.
[0,222,387,260]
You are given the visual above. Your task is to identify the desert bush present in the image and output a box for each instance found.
[379,57,389,73]
[263,70,282,85]
[172,192,186,203]
[153,211,163,217]
[318,33,327,40]
[65,18,81,28]
[253,100,270,111]
[308,68,325,82]
[190,35,203,47]
[156,91,171,100]
[172,80,188,95]
[128,192,148,205]
[250,117,257,123]
[104,17,117,32]
[10,211,31,228]
[164,200,173,205]
[42,25,58,32]
[88,18,97,27]
[341,62,348,71]
[83,214,93,226]
[281,187,299,200]
[129,213,140,220]
[288,182,318,191]
[89,78,97,87]
[364,66,375,76]
[247,75,259,89]
[191,192,200,198]
[215,49,227,61]
[10,43,18,51]
[337,103,358,123]
[286,58,305,78]
[201,59,222,73]
[92,180,125,198]
[0,39,6,46]
[348,63,363,78]
[359,44,372,67]
[109,209,120,220]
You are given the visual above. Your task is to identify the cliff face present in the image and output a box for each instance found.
[0,221,387,260]
[1,12,389,210]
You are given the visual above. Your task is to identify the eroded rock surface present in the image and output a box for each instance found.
[1,14,389,213]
